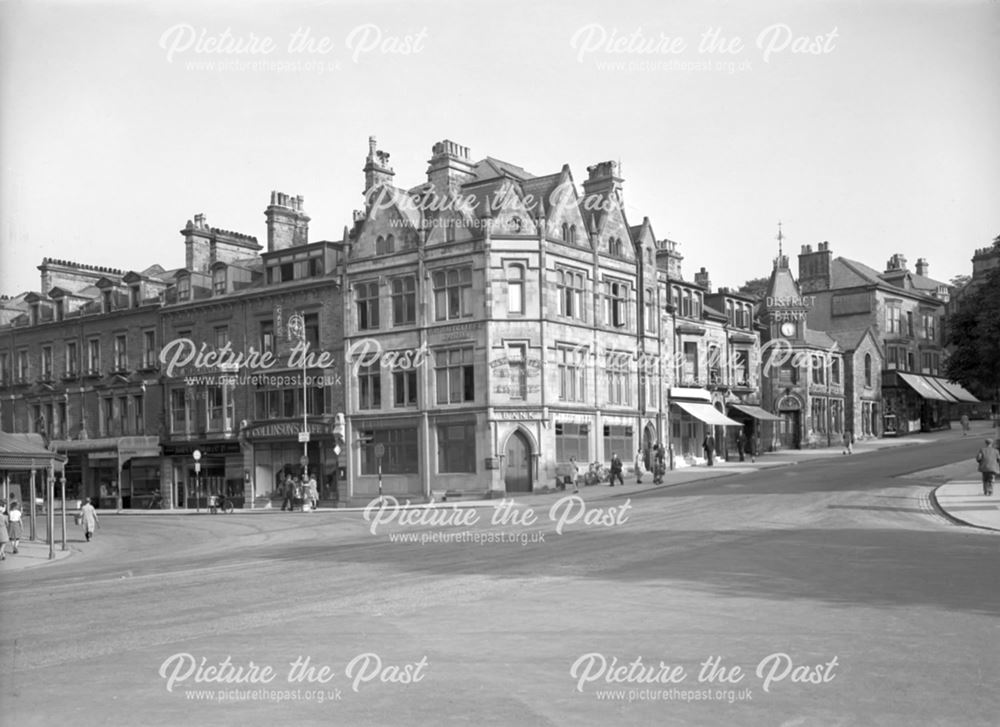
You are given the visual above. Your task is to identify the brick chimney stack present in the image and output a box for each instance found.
[693,267,712,293]
[915,258,929,277]
[265,192,310,252]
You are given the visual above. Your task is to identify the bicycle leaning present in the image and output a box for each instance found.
[207,494,235,514]
[583,461,610,486]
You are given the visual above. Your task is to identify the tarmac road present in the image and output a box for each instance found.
[2,432,998,726]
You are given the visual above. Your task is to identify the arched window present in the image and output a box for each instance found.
[864,354,872,387]
[508,264,525,315]
[562,223,569,241]
[569,225,577,244]
[375,235,385,254]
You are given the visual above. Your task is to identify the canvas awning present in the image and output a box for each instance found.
[672,401,743,427]
[0,432,67,471]
[934,379,979,403]
[728,404,784,421]
[897,373,958,402]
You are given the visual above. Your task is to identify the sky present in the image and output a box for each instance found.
[1,0,997,295]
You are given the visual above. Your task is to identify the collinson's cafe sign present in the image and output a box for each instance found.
[245,421,332,440]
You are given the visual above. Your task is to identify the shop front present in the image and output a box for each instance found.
[246,420,336,504]
[162,440,244,509]
[883,371,971,435]
[727,401,783,457]
[669,388,742,466]
[49,437,123,508]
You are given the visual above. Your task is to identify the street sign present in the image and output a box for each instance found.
[333,444,342,456]
[374,443,385,459]
[194,462,201,474]
[298,432,311,443]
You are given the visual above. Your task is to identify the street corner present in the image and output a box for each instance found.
[931,481,1000,532]
[0,540,75,572]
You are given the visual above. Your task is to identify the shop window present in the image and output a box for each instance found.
[603,425,633,461]
[556,423,589,462]
[360,428,418,475]
[437,423,476,473]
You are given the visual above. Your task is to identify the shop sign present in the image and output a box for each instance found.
[494,409,545,421]
[246,421,331,440]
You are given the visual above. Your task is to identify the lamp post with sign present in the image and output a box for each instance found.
[193,449,201,513]
[375,442,385,502]
[287,313,309,478]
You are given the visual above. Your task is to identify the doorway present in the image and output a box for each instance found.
[779,410,801,449]
[504,431,533,493]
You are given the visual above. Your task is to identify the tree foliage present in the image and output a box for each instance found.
[945,264,1000,401]
[738,276,770,301]
[949,274,971,289]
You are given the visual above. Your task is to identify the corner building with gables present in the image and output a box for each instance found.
[341,138,762,502]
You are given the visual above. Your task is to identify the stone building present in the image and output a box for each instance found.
[759,250,849,449]
[340,138,759,499]
[0,194,347,509]
[0,258,167,506]
[797,242,974,436]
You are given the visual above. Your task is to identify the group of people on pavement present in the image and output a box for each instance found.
[0,496,99,560]
[0,500,23,561]
[280,473,319,511]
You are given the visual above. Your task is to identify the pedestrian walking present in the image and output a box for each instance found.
[569,457,580,493]
[79,497,100,541]
[703,433,716,466]
[609,453,624,487]
[7,501,23,554]
[0,503,9,561]
[281,474,295,511]
[307,475,319,511]
[653,445,665,484]
[735,429,746,462]
[634,449,645,484]
[975,438,1000,496]
[960,414,970,436]
[842,430,854,455]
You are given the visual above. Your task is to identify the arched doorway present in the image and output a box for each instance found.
[504,430,533,493]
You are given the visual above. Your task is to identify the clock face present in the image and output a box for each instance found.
[780,321,796,337]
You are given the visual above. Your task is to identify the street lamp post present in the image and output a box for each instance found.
[287,313,309,479]
[193,449,201,513]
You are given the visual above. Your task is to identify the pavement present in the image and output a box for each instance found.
[0,537,73,572]
[5,422,997,570]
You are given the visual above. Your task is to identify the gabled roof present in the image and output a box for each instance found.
[471,157,535,182]
[833,257,948,296]
[803,329,837,350]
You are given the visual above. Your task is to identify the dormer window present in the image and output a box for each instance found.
[29,303,39,326]
[213,267,227,295]
[177,276,191,302]
[55,299,64,321]
[102,290,113,313]
[130,285,141,308]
